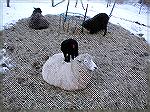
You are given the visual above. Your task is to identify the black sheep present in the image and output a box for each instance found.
[29,8,49,30]
[82,13,109,36]
[61,39,78,62]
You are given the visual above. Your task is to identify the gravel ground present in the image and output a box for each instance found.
[1,14,150,110]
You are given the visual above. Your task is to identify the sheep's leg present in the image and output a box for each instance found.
[64,53,70,62]
[64,53,67,62]
[67,54,70,62]
[89,30,95,34]
[71,52,78,60]
[75,51,78,57]
[71,54,75,60]
[103,28,107,36]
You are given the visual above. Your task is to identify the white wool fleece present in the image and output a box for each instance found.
[42,53,97,90]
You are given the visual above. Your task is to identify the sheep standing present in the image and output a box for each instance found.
[61,39,78,62]
[42,53,97,90]
[82,13,109,36]
[29,8,49,30]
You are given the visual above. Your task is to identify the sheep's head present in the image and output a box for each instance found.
[75,53,97,71]
[33,7,42,14]
[81,19,92,31]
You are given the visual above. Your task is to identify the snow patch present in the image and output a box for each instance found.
[0,49,14,74]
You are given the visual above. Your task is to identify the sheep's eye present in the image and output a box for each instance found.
[78,60,82,63]
[84,60,88,63]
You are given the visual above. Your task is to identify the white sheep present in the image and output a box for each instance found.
[42,53,97,90]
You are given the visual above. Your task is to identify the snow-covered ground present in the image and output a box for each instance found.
[0,0,149,44]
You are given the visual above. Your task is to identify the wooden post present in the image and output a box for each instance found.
[64,0,70,22]
[82,4,88,33]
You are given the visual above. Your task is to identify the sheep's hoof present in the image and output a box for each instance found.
[64,60,70,63]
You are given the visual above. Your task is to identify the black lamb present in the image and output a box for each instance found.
[61,39,78,62]
[29,8,49,30]
[82,13,109,36]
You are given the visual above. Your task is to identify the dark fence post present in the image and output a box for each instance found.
[7,0,10,7]
[109,0,116,17]
[75,0,78,7]
[75,0,85,10]
[107,0,111,7]
[64,0,70,22]
[82,4,88,33]
[51,0,65,7]
[139,0,144,14]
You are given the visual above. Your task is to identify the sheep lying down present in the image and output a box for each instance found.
[29,8,49,30]
[42,53,97,90]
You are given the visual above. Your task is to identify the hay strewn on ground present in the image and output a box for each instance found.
[1,14,150,110]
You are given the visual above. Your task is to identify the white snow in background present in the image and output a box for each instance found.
[0,1,150,42]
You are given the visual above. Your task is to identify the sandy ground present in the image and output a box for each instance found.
[0,14,150,110]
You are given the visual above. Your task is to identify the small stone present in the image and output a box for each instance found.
[1,63,7,67]
[32,61,41,69]
[139,54,143,57]
[26,49,31,52]
[17,77,26,84]
[19,38,23,41]
[140,37,146,41]
[143,52,149,56]
[131,66,139,71]
[139,52,149,57]
[35,66,40,69]
[7,45,15,52]
[44,55,49,61]
[134,51,139,54]
[22,100,26,103]
[138,33,144,37]
[123,52,129,55]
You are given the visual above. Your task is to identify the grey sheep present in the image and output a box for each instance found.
[29,8,49,30]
